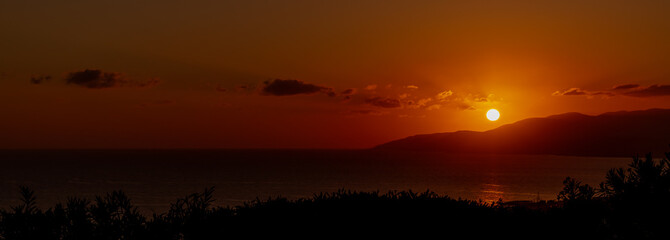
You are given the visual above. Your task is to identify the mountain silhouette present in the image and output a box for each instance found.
[375,108,670,157]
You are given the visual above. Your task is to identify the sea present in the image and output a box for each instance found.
[0,149,631,214]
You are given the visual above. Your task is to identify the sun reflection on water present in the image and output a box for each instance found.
[479,183,504,203]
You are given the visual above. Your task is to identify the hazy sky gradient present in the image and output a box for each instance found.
[2,0,670,148]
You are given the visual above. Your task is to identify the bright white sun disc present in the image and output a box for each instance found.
[486,109,500,121]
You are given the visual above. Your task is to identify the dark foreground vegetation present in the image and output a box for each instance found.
[2,152,670,239]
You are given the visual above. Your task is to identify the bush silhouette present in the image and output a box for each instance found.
[3,151,670,239]
[147,187,230,239]
[89,191,146,239]
[60,197,95,239]
[0,186,55,240]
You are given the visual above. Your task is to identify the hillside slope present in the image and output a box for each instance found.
[375,109,670,157]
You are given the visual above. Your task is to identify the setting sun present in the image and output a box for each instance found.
[486,109,500,121]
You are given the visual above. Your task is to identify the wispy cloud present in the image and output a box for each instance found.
[366,97,402,108]
[611,84,640,90]
[230,77,501,112]
[554,84,670,98]
[622,84,670,97]
[341,88,356,95]
[30,75,52,84]
[362,89,497,111]
[435,90,453,100]
[552,88,589,96]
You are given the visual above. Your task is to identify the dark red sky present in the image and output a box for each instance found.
[2,1,670,148]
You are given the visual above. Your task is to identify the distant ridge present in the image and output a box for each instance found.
[375,108,670,157]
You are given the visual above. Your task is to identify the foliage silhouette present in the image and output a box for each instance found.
[3,151,670,239]
[557,177,596,202]
[89,191,146,239]
[597,153,670,239]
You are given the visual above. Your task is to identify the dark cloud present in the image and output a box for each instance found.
[612,84,640,90]
[30,75,52,84]
[341,88,356,95]
[340,88,356,101]
[65,69,159,89]
[590,91,615,96]
[623,84,670,97]
[65,69,127,88]
[261,79,335,96]
[136,78,160,88]
[216,85,227,92]
[366,97,402,108]
[234,84,254,92]
[457,104,476,110]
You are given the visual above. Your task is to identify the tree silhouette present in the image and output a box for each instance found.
[600,153,670,200]
[597,153,670,239]
[557,177,596,201]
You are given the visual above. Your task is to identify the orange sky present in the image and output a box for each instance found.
[2,0,670,148]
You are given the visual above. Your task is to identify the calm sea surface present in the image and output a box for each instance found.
[0,149,631,214]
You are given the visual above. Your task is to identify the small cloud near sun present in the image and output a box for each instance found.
[364,84,377,91]
[435,90,454,100]
[366,97,402,108]
[426,104,441,110]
